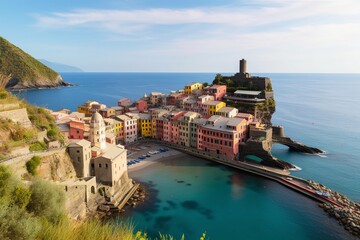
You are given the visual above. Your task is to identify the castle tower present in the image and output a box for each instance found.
[90,111,106,150]
[239,58,250,78]
[239,59,247,74]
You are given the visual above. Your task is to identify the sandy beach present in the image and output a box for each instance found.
[126,143,185,173]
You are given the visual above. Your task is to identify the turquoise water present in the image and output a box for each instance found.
[126,157,353,239]
[14,72,360,239]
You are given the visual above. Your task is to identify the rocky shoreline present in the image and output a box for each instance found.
[7,80,74,90]
[97,184,148,218]
[309,180,360,238]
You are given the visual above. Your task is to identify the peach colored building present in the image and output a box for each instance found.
[208,85,227,100]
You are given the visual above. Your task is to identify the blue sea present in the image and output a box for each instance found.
[14,72,360,239]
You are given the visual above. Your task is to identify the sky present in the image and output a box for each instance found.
[1,0,360,72]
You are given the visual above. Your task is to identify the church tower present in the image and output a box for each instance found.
[90,111,106,150]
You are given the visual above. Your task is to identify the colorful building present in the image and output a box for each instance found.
[99,108,115,118]
[216,107,239,118]
[150,109,168,137]
[69,119,85,140]
[78,101,100,116]
[184,82,203,94]
[139,113,152,137]
[118,98,130,106]
[115,115,138,144]
[178,112,200,147]
[203,100,226,116]
[197,116,247,159]
[208,85,227,100]
[135,100,148,113]
[113,120,124,142]
[162,111,185,142]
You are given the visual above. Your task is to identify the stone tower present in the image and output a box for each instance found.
[90,111,106,150]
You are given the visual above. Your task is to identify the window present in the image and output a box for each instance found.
[99,164,101,168]
[77,157,80,162]
[106,163,108,168]
[76,150,80,153]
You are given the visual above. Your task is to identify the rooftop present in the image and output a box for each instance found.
[203,100,224,106]
[99,144,126,161]
[227,118,245,127]
[68,139,91,148]
[218,107,237,113]
[234,90,261,95]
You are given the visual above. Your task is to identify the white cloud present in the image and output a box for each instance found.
[36,1,360,32]
[34,0,360,72]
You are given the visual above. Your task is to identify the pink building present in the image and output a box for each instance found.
[166,93,187,105]
[118,98,131,106]
[209,85,227,101]
[115,115,137,143]
[197,116,247,159]
[136,100,148,113]
[171,121,179,144]
[69,119,85,140]
[162,111,185,142]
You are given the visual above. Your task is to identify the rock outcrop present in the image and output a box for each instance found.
[272,126,324,154]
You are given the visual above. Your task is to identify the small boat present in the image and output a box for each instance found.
[322,192,330,197]
[315,191,323,196]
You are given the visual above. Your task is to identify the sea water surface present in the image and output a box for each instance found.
[15,72,360,239]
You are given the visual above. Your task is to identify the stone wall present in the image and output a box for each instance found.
[0,108,32,128]
[0,103,20,111]
[58,176,98,220]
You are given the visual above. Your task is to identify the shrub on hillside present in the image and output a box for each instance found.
[27,179,65,224]
[26,156,41,175]
[29,141,46,152]
[11,185,31,209]
[0,165,41,240]
[47,128,58,140]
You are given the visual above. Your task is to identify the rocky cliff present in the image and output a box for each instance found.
[0,36,70,89]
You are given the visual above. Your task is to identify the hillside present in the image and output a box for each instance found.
[39,59,83,72]
[0,36,70,89]
[0,90,65,160]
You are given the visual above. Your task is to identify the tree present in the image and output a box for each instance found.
[213,73,223,84]
[27,179,65,224]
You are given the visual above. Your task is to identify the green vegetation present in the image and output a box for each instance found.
[29,141,47,152]
[0,89,19,104]
[0,91,65,160]
[26,156,41,175]
[26,103,64,143]
[0,36,60,88]
[0,118,37,156]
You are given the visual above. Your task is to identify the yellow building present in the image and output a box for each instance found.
[205,100,226,115]
[184,82,203,94]
[77,101,99,115]
[139,113,152,137]
[113,120,123,136]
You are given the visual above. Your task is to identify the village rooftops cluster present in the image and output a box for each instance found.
[53,81,270,161]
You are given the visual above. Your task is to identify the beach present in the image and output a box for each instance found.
[126,142,186,174]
